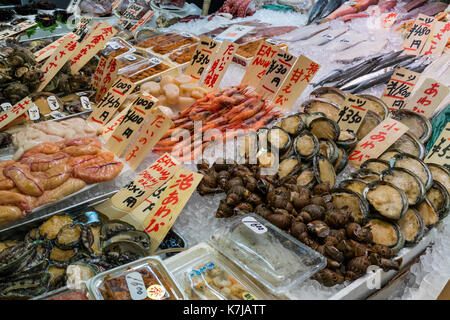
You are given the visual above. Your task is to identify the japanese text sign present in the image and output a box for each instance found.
[349,118,409,167]
[0,20,36,40]
[92,56,108,92]
[129,10,155,32]
[119,3,144,29]
[70,22,117,74]
[184,36,218,82]
[38,37,79,92]
[337,94,369,134]
[130,182,168,228]
[142,168,203,253]
[214,24,255,42]
[256,51,296,100]
[106,94,159,157]
[425,122,450,170]
[240,41,280,87]
[122,107,173,170]
[96,57,119,102]
[405,78,449,118]
[88,76,136,125]
[112,0,123,10]
[202,40,236,90]
[380,12,398,29]
[0,97,33,130]
[72,17,92,36]
[110,153,179,211]
[422,21,450,56]
[103,105,131,141]
[273,54,320,109]
[402,14,435,55]
[381,67,421,110]
[34,33,79,63]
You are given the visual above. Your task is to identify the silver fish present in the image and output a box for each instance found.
[307,0,329,25]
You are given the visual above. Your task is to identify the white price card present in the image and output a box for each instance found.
[125,272,147,300]
[0,103,12,112]
[242,216,267,234]
[214,25,255,42]
[47,96,60,111]
[80,96,92,110]
[50,111,65,119]
[28,104,40,120]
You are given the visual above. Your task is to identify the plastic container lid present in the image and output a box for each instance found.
[169,243,272,300]
[99,37,135,59]
[87,256,185,300]
[116,53,146,70]
[210,213,326,294]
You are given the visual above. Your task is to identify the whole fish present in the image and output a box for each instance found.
[371,53,415,72]
[301,27,348,46]
[403,0,429,12]
[396,2,448,24]
[325,0,379,21]
[307,0,328,25]
[318,0,345,20]
[378,0,397,12]
[335,57,382,87]
[276,22,330,42]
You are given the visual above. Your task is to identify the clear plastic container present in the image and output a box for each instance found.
[210,213,326,294]
[99,37,135,59]
[87,256,185,300]
[116,53,146,70]
[169,243,271,300]
[168,43,197,65]
[136,33,198,55]
[118,58,171,84]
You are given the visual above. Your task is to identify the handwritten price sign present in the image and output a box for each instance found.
[337,94,369,134]
[381,67,420,110]
[240,41,280,87]
[405,78,449,118]
[424,123,450,170]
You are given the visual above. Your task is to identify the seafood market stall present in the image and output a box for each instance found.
[0,0,449,302]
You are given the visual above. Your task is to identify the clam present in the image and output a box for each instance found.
[308,117,340,141]
[398,208,425,246]
[390,109,432,143]
[302,98,341,121]
[363,181,409,221]
[294,131,319,160]
[365,218,405,252]
[310,87,346,106]
[381,167,426,206]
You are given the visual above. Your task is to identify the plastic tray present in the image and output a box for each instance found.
[210,213,326,295]
[135,32,198,56]
[99,37,135,59]
[118,57,176,85]
[116,53,147,70]
[87,256,185,300]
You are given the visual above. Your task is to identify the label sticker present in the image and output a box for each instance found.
[381,67,420,110]
[47,96,60,111]
[0,103,12,111]
[184,36,218,83]
[80,96,92,110]
[50,111,65,119]
[242,216,267,234]
[147,284,166,300]
[424,122,450,170]
[214,25,255,42]
[125,272,147,300]
[242,292,257,300]
[27,104,40,121]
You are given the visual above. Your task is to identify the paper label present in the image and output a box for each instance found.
[119,3,144,29]
[50,111,65,119]
[255,51,296,100]
[38,37,79,92]
[337,94,370,134]
[402,14,435,55]
[404,78,449,118]
[96,57,119,103]
[242,292,257,300]
[240,41,280,87]
[103,105,131,140]
[130,183,167,225]
[88,76,136,126]
[147,284,166,300]
[72,17,92,36]
[202,40,236,90]
[106,94,158,157]
[143,168,203,253]
[422,21,450,56]
[0,20,36,40]
[27,104,40,121]
[349,118,408,167]
[424,122,450,170]
[110,153,179,211]
[112,0,123,10]
[34,33,79,62]
[92,56,108,93]
[125,272,147,300]
[380,12,398,29]
[273,54,320,109]
[80,96,92,110]
[381,67,421,110]
[70,22,117,74]
[46,96,60,111]
[130,10,155,32]
[0,103,12,112]
[0,97,33,130]
[122,107,173,170]
[214,25,255,42]
[184,36,218,82]
[242,216,267,234]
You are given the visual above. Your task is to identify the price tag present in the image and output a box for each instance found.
[380,12,398,29]
[381,67,421,110]
[0,103,12,112]
[184,36,218,83]
[148,57,161,65]
[402,14,435,55]
[147,284,166,300]
[130,183,167,226]
[201,41,236,90]
[122,107,173,170]
[112,0,123,10]
[106,94,158,157]
[125,55,137,61]
[242,216,267,234]
[256,51,296,100]
[103,105,131,141]
[47,96,60,111]
[349,118,409,167]
[50,111,66,119]
[214,25,255,42]
[34,33,79,63]
[110,153,179,211]
[0,20,36,40]
[424,122,449,169]
[70,22,117,74]
[96,57,119,102]
[92,56,108,93]
[404,78,449,118]
[129,10,155,32]
[422,21,450,56]
[0,97,33,130]
[143,168,203,253]
[27,104,40,121]
[125,272,147,300]
[273,54,320,109]
[119,3,144,29]
[240,41,281,87]
[337,94,369,134]
[88,76,136,126]
[72,17,92,36]
[80,96,92,110]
